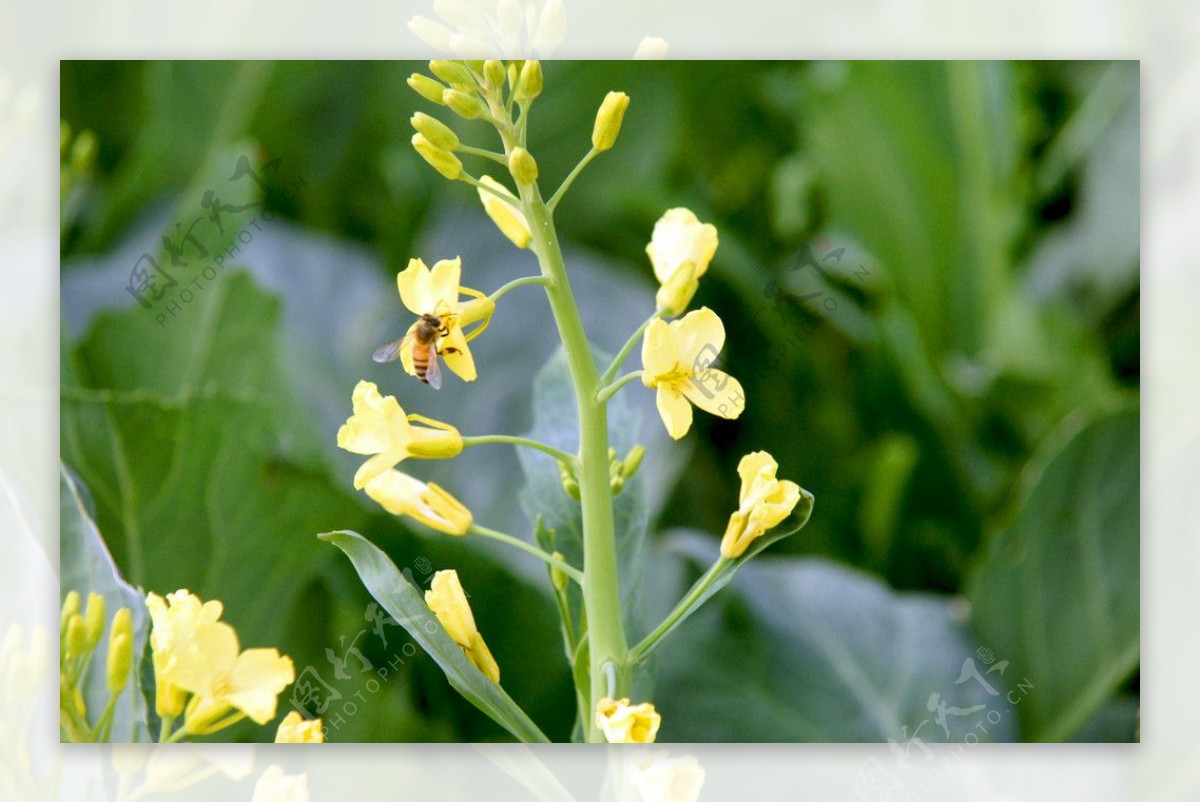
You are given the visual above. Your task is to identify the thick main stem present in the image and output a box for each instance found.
[517,181,628,741]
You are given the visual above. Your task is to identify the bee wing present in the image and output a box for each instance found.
[372,335,408,363]
[425,347,443,390]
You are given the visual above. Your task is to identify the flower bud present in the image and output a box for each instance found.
[592,91,630,152]
[411,134,463,181]
[443,88,489,120]
[468,631,501,683]
[429,60,475,89]
[550,551,569,594]
[83,592,106,651]
[64,614,86,659]
[483,60,506,91]
[515,60,543,103]
[622,445,646,479]
[410,112,459,151]
[408,73,447,105]
[61,591,81,634]
[106,632,133,694]
[508,147,539,185]
[507,62,520,91]
[559,461,581,500]
[476,176,532,248]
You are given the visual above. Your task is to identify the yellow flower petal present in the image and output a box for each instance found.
[640,318,679,381]
[656,385,693,440]
[477,176,531,248]
[336,381,408,456]
[424,570,477,648]
[439,323,477,382]
[396,258,433,314]
[363,470,473,535]
[224,648,295,725]
[468,631,501,683]
[337,382,463,488]
[673,307,725,367]
[275,711,325,743]
[427,258,463,312]
[681,369,744,420]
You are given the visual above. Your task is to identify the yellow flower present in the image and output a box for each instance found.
[595,697,661,743]
[337,381,464,490]
[174,620,295,735]
[147,589,295,735]
[274,711,324,743]
[424,570,500,682]
[395,257,494,383]
[641,307,745,439]
[363,469,473,535]
[720,451,803,559]
[646,208,718,315]
[146,590,225,718]
[477,176,531,248]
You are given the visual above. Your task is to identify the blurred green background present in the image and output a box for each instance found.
[59,60,1139,742]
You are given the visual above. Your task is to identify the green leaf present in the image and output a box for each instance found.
[60,465,153,742]
[966,409,1139,741]
[60,389,367,694]
[517,347,649,641]
[319,530,549,743]
[655,537,1019,742]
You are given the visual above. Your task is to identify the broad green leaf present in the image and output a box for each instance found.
[517,347,649,641]
[655,536,1019,742]
[60,390,368,700]
[319,530,549,743]
[966,409,1139,741]
[60,465,153,742]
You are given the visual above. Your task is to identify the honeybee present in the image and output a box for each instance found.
[374,312,463,390]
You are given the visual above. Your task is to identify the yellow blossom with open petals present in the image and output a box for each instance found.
[274,711,324,743]
[646,208,718,315]
[424,570,500,682]
[174,620,295,735]
[477,176,531,248]
[395,257,494,383]
[337,381,463,490]
[720,451,803,559]
[595,697,661,743]
[363,469,472,535]
[641,307,744,439]
[146,590,225,717]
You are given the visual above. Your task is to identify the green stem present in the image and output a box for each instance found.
[462,434,577,467]
[489,275,552,303]
[93,692,120,743]
[157,713,176,743]
[596,371,643,405]
[546,148,599,213]
[470,524,585,585]
[600,311,663,385]
[513,174,629,743]
[628,559,728,664]
[457,143,509,165]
